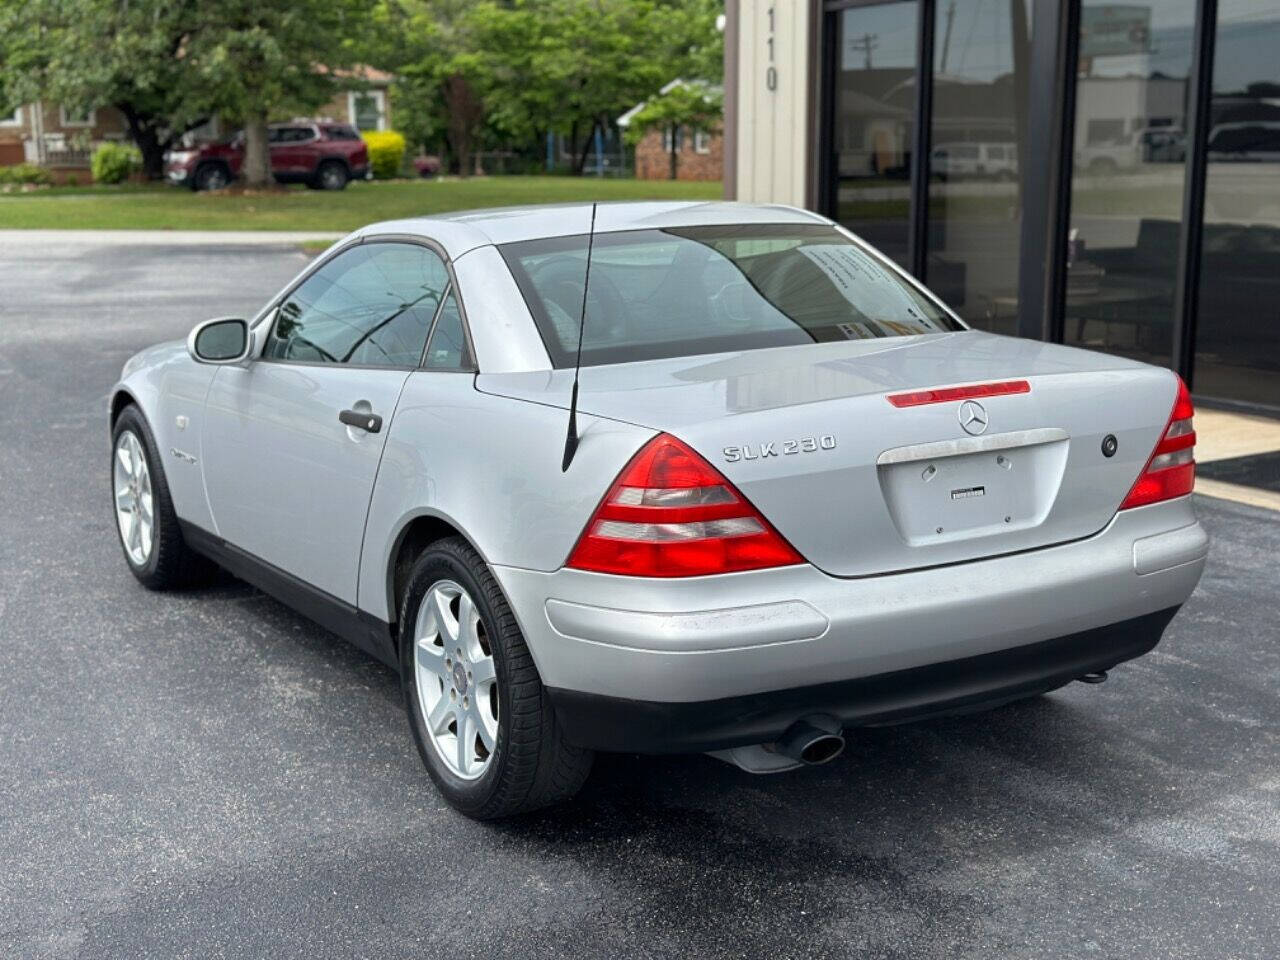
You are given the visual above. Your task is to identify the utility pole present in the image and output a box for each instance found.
[848,32,879,70]
[939,1,957,74]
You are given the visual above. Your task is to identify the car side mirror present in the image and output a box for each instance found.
[188,318,251,364]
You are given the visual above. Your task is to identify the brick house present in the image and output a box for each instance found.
[617,79,723,182]
[1,68,393,181]
[0,102,132,178]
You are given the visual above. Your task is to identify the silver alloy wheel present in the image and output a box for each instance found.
[113,430,154,566]
[413,579,499,779]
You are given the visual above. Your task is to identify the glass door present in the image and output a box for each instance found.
[827,0,921,268]
[925,0,1032,334]
[1191,0,1280,410]
[1060,0,1197,368]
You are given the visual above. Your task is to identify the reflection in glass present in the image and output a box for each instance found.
[926,0,1032,331]
[1192,0,1280,409]
[1061,0,1195,366]
[499,225,958,368]
[264,243,449,366]
[829,1,919,267]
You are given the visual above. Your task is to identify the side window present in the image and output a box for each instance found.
[265,242,449,367]
[423,289,472,370]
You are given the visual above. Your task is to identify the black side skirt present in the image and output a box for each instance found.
[546,607,1181,754]
[179,520,398,669]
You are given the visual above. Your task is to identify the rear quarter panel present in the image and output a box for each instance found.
[357,371,654,623]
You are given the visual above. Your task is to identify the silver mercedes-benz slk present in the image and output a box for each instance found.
[109,202,1208,818]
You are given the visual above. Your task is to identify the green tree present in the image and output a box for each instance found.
[181,0,372,187]
[498,0,723,173]
[622,81,722,179]
[372,0,498,177]
[0,0,377,184]
[375,0,723,176]
[0,0,212,179]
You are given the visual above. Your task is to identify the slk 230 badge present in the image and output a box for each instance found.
[723,435,837,462]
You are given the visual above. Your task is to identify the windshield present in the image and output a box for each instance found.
[498,224,960,367]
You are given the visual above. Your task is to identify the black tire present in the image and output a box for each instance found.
[399,536,593,819]
[315,160,349,191]
[193,163,231,192]
[110,405,211,589]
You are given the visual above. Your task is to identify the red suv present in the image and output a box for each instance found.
[165,122,370,191]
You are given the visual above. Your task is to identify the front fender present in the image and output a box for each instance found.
[110,340,219,532]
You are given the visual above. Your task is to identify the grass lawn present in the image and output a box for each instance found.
[0,176,723,232]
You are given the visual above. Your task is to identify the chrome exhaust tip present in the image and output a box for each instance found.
[774,714,845,766]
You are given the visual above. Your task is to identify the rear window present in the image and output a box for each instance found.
[323,125,362,141]
[498,224,959,367]
[269,126,315,143]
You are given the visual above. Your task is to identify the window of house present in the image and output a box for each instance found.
[59,105,95,127]
[662,126,683,153]
[0,102,20,127]
[349,91,387,132]
[693,129,712,154]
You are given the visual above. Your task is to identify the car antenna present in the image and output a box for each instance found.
[561,202,598,472]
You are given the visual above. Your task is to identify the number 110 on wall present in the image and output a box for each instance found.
[765,6,777,91]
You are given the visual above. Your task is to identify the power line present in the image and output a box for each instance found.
[848,32,880,69]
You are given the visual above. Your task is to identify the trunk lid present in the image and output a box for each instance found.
[478,331,1180,577]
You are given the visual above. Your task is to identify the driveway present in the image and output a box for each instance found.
[1,236,1277,959]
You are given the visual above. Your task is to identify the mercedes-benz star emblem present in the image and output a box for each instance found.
[958,399,989,436]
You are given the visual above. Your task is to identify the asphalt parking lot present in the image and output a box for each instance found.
[1,235,1277,959]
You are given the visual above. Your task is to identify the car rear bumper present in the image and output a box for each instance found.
[546,606,1179,752]
[492,496,1207,751]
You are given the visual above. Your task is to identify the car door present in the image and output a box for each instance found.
[201,239,451,604]
[269,126,315,178]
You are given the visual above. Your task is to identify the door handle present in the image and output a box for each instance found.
[339,408,382,433]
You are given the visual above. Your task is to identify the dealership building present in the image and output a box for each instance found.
[722,0,1280,412]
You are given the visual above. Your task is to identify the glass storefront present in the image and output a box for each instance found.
[819,0,1280,412]
[829,0,919,268]
[1060,0,1196,368]
[926,0,1032,334]
[1192,0,1280,408]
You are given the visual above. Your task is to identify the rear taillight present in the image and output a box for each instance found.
[566,433,804,577]
[1120,376,1195,510]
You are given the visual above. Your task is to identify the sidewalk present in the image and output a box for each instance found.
[1195,408,1280,512]
[0,229,344,247]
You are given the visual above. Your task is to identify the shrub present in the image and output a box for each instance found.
[0,163,54,186]
[91,142,142,184]
[362,130,406,179]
